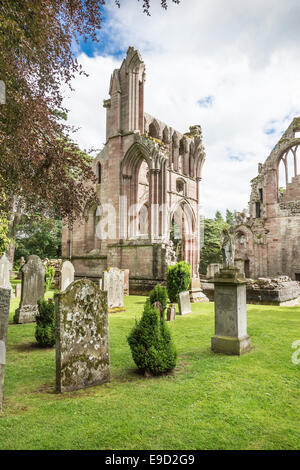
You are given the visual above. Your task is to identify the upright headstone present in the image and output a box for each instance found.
[0,255,12,293]
[167,303,176,321]
[15,283,21,298]
[14,255,45,324]
[60,260,75,291]
[102,267,125,312]
[211,267,251,355]
[55,279,110,393]
[0,287,11,411]
[178,291,192,315]
[124,269,129,296]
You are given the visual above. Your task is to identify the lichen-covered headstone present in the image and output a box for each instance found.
[14,255,45,324]
[102,267,125,312]
[60,260,75,291]
[55,279,110,393]
[178,291,192,315]
[0,287,11,411]
[0,255,12,293]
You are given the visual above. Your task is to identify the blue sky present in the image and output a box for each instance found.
[64,0,300,217]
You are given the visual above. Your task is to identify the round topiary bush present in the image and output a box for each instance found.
[166,261,191,303]
[127,299,177,376]
[35,298,55,347]
[149,284,168,316]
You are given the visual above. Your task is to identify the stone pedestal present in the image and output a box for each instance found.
[211,268,251,355]
[189,278,209,303]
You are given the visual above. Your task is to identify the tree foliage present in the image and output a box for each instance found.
[199,210,230,275]
[14,213,62,262]
[0,1,180,224]
[0,215,10,257]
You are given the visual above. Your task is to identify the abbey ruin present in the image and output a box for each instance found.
[234,118,300,280]
[62,47,205,293]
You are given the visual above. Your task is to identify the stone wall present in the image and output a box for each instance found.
[61,47,205,285]
[234,117,300,280]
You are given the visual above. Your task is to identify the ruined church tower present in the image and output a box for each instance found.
[62,47,206,293]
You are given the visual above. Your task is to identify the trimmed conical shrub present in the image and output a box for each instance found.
[127,299,177,376]
[166,261,191,303]
[149,283,168,316]
[35,298,55,347]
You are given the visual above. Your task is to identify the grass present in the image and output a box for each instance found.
[0,293,299,450]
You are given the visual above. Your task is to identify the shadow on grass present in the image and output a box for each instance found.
[12,341,54,352]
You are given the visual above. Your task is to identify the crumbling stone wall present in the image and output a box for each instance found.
[61,47,206,293]
[234,118,300,280]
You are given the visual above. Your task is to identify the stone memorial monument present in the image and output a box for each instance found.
[211,229,251,355]
[0,287,11,411]
[189,278,209,303]
[178,291,192,315]
[102,267,125,312]
[60,260,75,291]
[55,279,110,393]
[14,255,45,324]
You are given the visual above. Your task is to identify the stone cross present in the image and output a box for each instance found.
[14,255,45,324]
[178,291,192,315]
[60,260,75,291]
[0,287,11,411]
[102,267,125,312]
[55,279,110,393]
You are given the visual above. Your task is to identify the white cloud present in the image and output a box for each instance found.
[63,0,300,217]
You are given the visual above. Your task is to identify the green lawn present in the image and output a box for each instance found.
[1,294,299,450]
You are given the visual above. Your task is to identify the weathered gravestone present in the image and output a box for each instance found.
[102,267,125,312]
[0,254,12,293]
[124,269,129,296]
[167,304,176,321]
[211,267,251,355]
[55,279,110,393]
[178,291,192,315]
[15,283,21,298]
[0,287,11,411]
[60,260,75,291]
[14,255,45,324]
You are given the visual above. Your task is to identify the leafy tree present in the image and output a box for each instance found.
[226,209,236,225]
[14,213,62,262]
[0,1,180,263]
[199,213,229,275]
[127,299,177,376]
